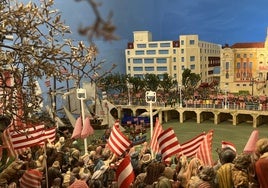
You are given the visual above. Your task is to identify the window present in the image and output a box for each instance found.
[149,43,158,48]
[135,50,144,55]
[128,58,130,63]
[190,64,195,70]
[189,40,195,45]
[243,54,247,58]
[226,72,229,79]
[133,58,142,64]
[181,65,185,70]
[127,51,130,55]
[243,62,247,69]
[133,67,143,71]
[160,43,170,47]
[159,50,169,54]
[173,49,176,54]
[144,58,154,64]
[181,40,184,45]
[128,66,130,71]
[158,74,164,80]
[237,62,240,69]
[145,67,154,71]
[137,44,146,48]
[181,49,184,54]
[173,65,176,70]
[146,50,156,55]
[237,54,240,58]
[156,58,167,63]
[181,57,185,62]
[249,62,252,68]
[157,66,167,71]
[225,62,229,69]
[134,74,143,78]
[190,56,195,62]
[173,57,176,62]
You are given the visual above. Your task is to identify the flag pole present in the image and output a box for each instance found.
[43,144,49,188]
[77,88,88,155]
[145,91,156,159]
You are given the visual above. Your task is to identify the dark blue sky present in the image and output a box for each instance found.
[106,0,268,44]
[30,1,268,72]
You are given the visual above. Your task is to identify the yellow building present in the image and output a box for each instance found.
[221,29,268,96]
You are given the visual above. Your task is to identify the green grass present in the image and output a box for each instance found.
[87,119,268,161]
[161,119,268,160]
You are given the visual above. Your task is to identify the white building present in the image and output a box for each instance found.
[125,31,221,85]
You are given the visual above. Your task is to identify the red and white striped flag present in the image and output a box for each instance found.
[10,124,45,150]
[196,130,214,166]
[150,117,163,154]
[157,127,181,162]
[179,132,205,158]
[108,120,132,157]
[81,116,94,139]
[116,155,135,188]
[2,125,17,157]
[43,127,57,143]
[2,124,46,157]
[60,66,68,75]
[45,78,51,87]
[222,141,236,153]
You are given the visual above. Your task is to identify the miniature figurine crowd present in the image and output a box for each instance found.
[0,130,268,188]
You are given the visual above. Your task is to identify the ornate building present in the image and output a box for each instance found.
[221,29,268,95]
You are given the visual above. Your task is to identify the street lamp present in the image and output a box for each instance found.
[127,82,133,105]
[224,85,228,109]
[76,88,88,154]
[178,84,182,108]
[145,91,156,147]
[251,78,256,96]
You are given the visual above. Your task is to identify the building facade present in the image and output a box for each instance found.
[125,31,221,86]
[220,29,268,95]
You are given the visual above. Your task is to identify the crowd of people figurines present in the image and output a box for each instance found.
[0,129,268,188]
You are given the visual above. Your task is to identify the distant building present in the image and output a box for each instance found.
[221,28,268,95]
[125,31,221,86]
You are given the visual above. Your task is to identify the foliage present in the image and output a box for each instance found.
[182,68,201,99]
[99,73,127,94]
[159,73,177,93]
[144,73,160,91]
[127,76,145,94]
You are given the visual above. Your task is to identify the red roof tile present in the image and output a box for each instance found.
[231,42,264,48]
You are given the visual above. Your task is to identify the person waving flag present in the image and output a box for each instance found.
[149,117,163,154]
[157,127,181,162]
[116,154,135,188]
[108,120,132,157]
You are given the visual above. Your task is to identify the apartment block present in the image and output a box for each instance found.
[125,31,221,85]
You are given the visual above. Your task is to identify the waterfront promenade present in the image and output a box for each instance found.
[114,101,268,128]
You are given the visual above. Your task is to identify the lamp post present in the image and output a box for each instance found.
[127,82,133,105]
[224,85,228,109]
[251,78,254,96]
[76,88,88,154]
[145,91,156,157]
[178,84,182,108]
